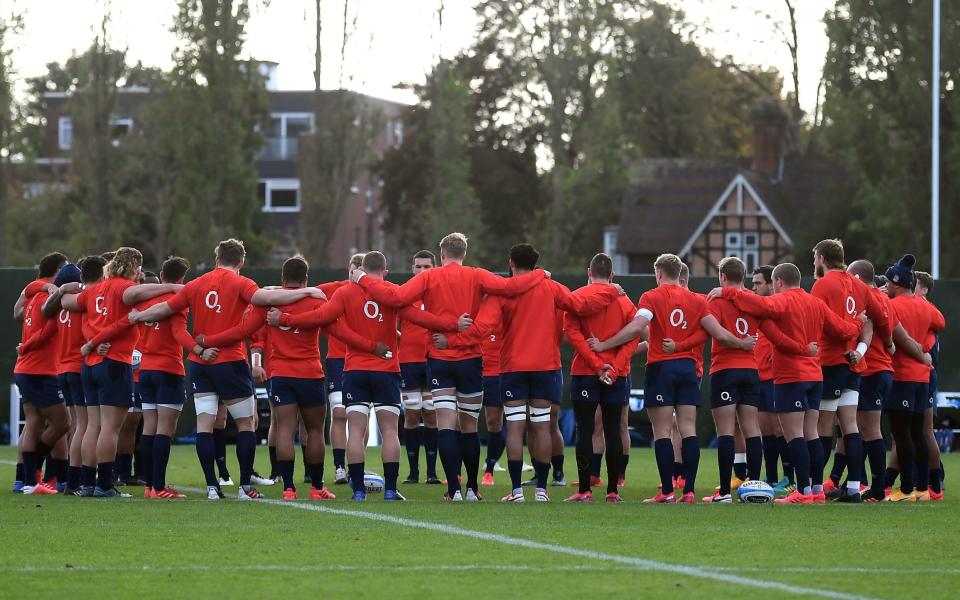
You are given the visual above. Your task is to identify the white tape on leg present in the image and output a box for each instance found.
[374,405,401,417]
[529,406,551,423]
[433,395,457,410]
[402,391,423,411]
[329,392,343,410]
[226,396,256,419]
[345,403,371,417]
[838,390,859,408]
[457,401,482,420]
[194,394,219,416]
[504,405,527,422]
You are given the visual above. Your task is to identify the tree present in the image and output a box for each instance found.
[298,0,382,266]
[0,8,23,263]
[821,0,959,275]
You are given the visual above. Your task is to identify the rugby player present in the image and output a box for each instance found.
[479,306,505,486]
[915,271,945,497]
[350,233,546,501]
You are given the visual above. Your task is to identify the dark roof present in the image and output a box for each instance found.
[616,157,851,256]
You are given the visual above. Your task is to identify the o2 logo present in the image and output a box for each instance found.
[845,295,857,316]
[364,301,383,322]
[735,317,749,336]
[205,291,222,313]
[59,309,72,327]
[95,295,107,316]
[669,309,687,330]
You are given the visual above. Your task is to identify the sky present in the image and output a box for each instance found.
[7,0,834,113]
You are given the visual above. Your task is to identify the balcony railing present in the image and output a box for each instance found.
[256,137,299,161]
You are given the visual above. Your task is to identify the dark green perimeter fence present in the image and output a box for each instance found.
[2,267,957,447]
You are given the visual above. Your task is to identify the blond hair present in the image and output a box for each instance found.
[654,254,683,280]
[105,247,143,280]
[439,232,468,259]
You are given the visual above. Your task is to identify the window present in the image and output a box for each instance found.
[259,113,313,160]
[110,117,133,147]
[725,231,759,272]
[58,117,72,150]
[260,179,300,212]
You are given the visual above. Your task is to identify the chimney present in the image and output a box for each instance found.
[750,98,788,180]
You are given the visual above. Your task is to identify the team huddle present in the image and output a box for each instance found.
[11,232,946,504]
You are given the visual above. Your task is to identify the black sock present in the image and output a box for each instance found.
[195,432,219,486]
[348,462,365,493]
[829,452,847,484]
[590,453,603,478]
[236,431,256,487]
[778,436,794,483]
[437,429,462,496]
[762,435,780,484]
[574,401,596,493]
[423,427,438,477]
[534,461,550,489]
[268,445,278,479]
[717,435,735,495]
[213,428,229,479]
[551,454,564,481]
[844,432,864,485]
[733,458,747,481]
[787,437,811,494]
[884,467,900,488]
[681,436,700,494]
[930,467,942,494]
[309,462,325,488]
[485,430,504,473]
[67,465,81,489]
[508,459,523,490]
[864,439,886,495]
[81,465,96,488]
[819,435,833,476]
[300,445,309,480]
[405,427,421,476]
[654,439,675,494]
[15,462,24,483]
[673,460,684,478]
[278,459,295,491]
[153,435,172,492]
[460,432,481,491]
[383,461,399,493]
[96,461,114,490]
[620,453,629,478]
[139,435,155,489]
[333,448,346,470]
[116,453,133,480]
[22,452,39,486]
[808,439,825,487]
[745,436,763,481]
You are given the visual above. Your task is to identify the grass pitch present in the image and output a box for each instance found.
[1,445,958,600]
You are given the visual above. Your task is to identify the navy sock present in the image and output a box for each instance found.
[654,439,675,494]
[534,461,550,489]
[787,438,811,494]
[884,467,900,488]
[67,465,81,489]
[733,459,747,481]
[508,459,523,490]
[278,459,295,491]
[485,430,504,473]
[116,453,132,480]
[423,427,438,477]
[717,435,735,495]
[829,452,847,484]
[81,465,96,488]
[930,467,942,494]
[778,436,794,483]
[681,436,699,493]
[437,429,462,496]
[96,461,114,490]
[333,448,346,470]
[819,435,833,475]
[551,454,565,481]
[348,463,365,493]
[308,462,324,488]
[673,461,684,478]
[383,461,399,493]
[762,435,780,483]
[268,446,278,478]
[746,436,763,481]
[405,427,421,476]
[22,452,39,486]
[844,433,863,485]
[153,435,172,492]
[590,453,603,478]
[621,452,629,478]
[808,439,825,487]
[236,431,256,487]
[213,428,229,479]
[43,454,57,483]
[195,432,219,487]
[15,463,24,483]
[139,434,155,489]
[460,432,481,491]
[864,438,886,494]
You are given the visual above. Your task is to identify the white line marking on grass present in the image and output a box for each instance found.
[173,486,875,600]
[6,564,631,574]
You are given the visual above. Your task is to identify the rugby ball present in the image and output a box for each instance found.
[737,480,775,504]
[364,472,384,493]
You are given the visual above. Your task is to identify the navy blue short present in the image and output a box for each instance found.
[15,374,62,409]
[858,371,892,412]
[774,381,823,413]
[427,357,483,395]
[400,362,430,391]
[645,359,700,408]
[710,368,762,409]
[57,372,84,408]
[189,360,254,400]
[88,359,135,408]
[326,358,345,394]
[343,370,401,407]
[269,376,327,409]
[758,379,775,412]
[571,375,629,406]
[81,363,96,408]
[483,376,502,407]
[929,367,939,416]
[138,370,186,408]
[821,364,861,400]
[501,370,563,405]
[885,380,928,413]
